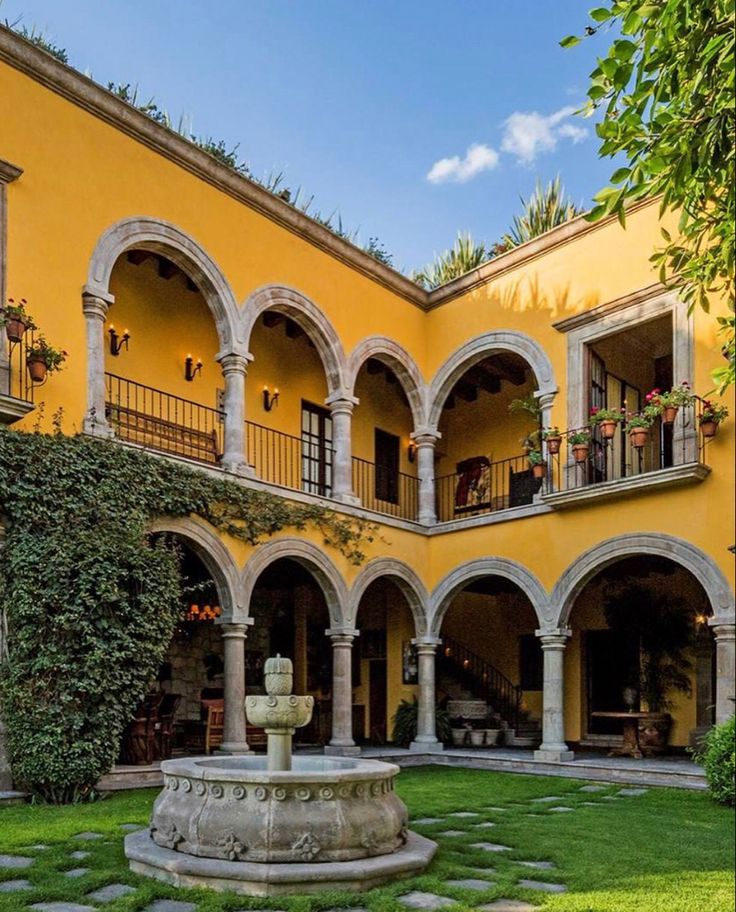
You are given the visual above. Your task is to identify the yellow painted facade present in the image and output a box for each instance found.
[1,28,734,755]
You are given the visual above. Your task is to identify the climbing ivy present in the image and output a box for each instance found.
[0,426,374,802]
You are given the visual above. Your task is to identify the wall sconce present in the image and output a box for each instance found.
[184,354,203,382]
[262,386,280,411]
[408,442,417,463]
[108,325,130,356]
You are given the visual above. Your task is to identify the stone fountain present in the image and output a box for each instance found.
[125,655,436,895]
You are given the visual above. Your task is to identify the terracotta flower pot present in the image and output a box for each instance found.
[26,355,48,383]
[662,405,679,425]
[700,420,718,439]
[531,462,546,479]
[599,420,618,440]
[637,713,672,756]
[629,426,650,448]
[572,443,589,463]
[545,436,562,455]
[4,317,27,343]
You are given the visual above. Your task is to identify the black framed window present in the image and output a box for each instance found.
[374,428,399,504]
[301,401,333,496]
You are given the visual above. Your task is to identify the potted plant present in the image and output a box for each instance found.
[647,382,694,425]
[527,448,546,479]
[699,401,729,439]
[604,584,695,755]
[568,429,591,463]
[542,426,562,455]
[451,723,469,747]
[390,697,451,747]
[589,406,624,439]
[469,724,485,747]
[25,336,68,383]
[0,297,35,343]
[626,405,659,448]
[483,726,501,746]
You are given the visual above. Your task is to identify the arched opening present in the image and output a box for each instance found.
[104,250,225,464]
[433,351,543,521]
[354,578,419,745]
[435,575,543,749]
[247,557,333,748]
[352,359,419,519]
[246,312,333,493]
[565,555,714,755]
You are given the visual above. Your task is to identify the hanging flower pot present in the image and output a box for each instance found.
[629,426,650,448]
[24,337,67,384]
[1,298,35,343]
[700,420,718,439]
[698,401,728,439]
[531,461,547,479]
[662,405,679,425]
[4,316,28,343]
[599,419,618,439]
[26,354,48,383]
[572,443,589,463]
[545,435,562,455]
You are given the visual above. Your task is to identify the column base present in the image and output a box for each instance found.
[221,460,257,479]
[409,740,444,753]
[217,743,253,756]
[83,418,114,439]
[534,747,575,762]
[331,493,361,507]
[324,743,362,757]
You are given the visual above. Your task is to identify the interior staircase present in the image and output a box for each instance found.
[437,634,541,747]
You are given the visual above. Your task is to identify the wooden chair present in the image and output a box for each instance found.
[155,693,181,760]
[122,693,163,765]
[204,700,225,754]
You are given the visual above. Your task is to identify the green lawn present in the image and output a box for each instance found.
[0,767,733,912]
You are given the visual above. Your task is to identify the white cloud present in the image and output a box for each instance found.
[427,143,499,184]
[501,106,588,164]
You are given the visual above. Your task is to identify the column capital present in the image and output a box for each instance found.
[535,390,558,410]
[217,616,254,632]
[217,350,253,374]
[412,636,442,654]
[325,393,359,414]
[326,627,359,642]
[710,620,736,640]
[411,429,441,446]
[82,285,115,319]
[535,628,572,647]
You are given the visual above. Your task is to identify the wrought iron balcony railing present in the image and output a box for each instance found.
[352,456,419,521]
[435,453,540,523]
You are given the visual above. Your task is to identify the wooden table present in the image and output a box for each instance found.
[591,711,653,759]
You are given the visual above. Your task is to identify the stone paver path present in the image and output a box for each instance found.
[477,902,539,911]
[72,832,103,841]
[448,811,480,818]
[31,904,96,912]
[518,879,567,893]
[142,902,198,912]
[86,883,138,902]
[483,807,507,812]
[64,868,90,878]
[0,853,34,868]
[399,891,457,910]
[517,861,555,870]
[470,842,512,852]
[438,829,466,837]
[0,878,32,891]
[466,866,497,875]
[531,796,562,803]
[618,787,648,796]
[119,823,145,831]
[445,878,496,890]
[473,821,497,828]
[548,806,574,812]
[579,785,605,792]
[413,817,444,825]
[70,851,90,860]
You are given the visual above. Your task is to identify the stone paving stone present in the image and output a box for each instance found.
[448,811,480,818]
[398,891,457,910]
[413,817,444,825]
[579,785,605,792]
[525,814,542,818]
[517,861,555,870]
[323,907,368,912]
[438,830,466,837]
[466,866,498,875]
[602,796,623,801]
[31,905,97,912]
[142,901,198,912]
[0,854,34,868]
[518,879,567,893]
[548,806,574,812]
[483,807,507,812]
[581,802,600,807]
[473,821,497,828]
[445,878,496,890]
[119,823,145,831]
[477,902,539,912]
[70,851,90,860]
[0,878,32,892]
[470,842,512,852]
[64,868,90,878]
[30,845,49,850]
[86,883,138,902]
[618,787,648,796]
[72,832,103,841]
[531,796,562,803]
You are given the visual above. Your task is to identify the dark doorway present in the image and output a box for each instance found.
[375,428,400,504]
[585,630,640,735]
[369,660,388,744]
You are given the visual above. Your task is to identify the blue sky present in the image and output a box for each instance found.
[3,1,617,272]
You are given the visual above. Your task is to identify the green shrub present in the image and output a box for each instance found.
[694,716,736,806]
[391,698,451,747]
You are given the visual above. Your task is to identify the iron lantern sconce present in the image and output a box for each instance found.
[184,354,203,382]
[108,325,130,356]
[408,442,417,463]
[262,386,280,412]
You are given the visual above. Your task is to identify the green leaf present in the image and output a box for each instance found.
[589,7,612,22]
[610,167,631,184]
[560,35,581,48]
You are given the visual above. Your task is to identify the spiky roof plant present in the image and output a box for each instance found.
[412,232,489,290]
[502,176,583,248]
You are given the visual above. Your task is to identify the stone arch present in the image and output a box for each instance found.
[426,330,557,431]
[86,216,241,352]
[348,558,430,637]
[550,533,736,630]
[429,557,550,637]
[346,337,427,430]
[148,516,242,621]
[239,537,348,627]
[241,285,347,396]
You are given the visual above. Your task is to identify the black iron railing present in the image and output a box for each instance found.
[1,328,36,403]
[438,634,522,732]
[352,456,419,521]
[105,373,224,465]
[245,420,332,493]
[435,453,541,523]
[545,400,707,494]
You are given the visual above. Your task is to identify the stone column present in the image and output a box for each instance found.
[325,628,361,756]
[82,287,115,437]
[217,350,255,476]
[710,619,736,724]
[326,395,360,505]
[534,628,574,762]
[219,621,252,754]
[410,638,444,752]
[412,431,440,525]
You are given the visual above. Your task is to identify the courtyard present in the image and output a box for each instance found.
[1,767,733,912]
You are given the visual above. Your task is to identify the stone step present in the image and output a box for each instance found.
[0,790,28,807]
